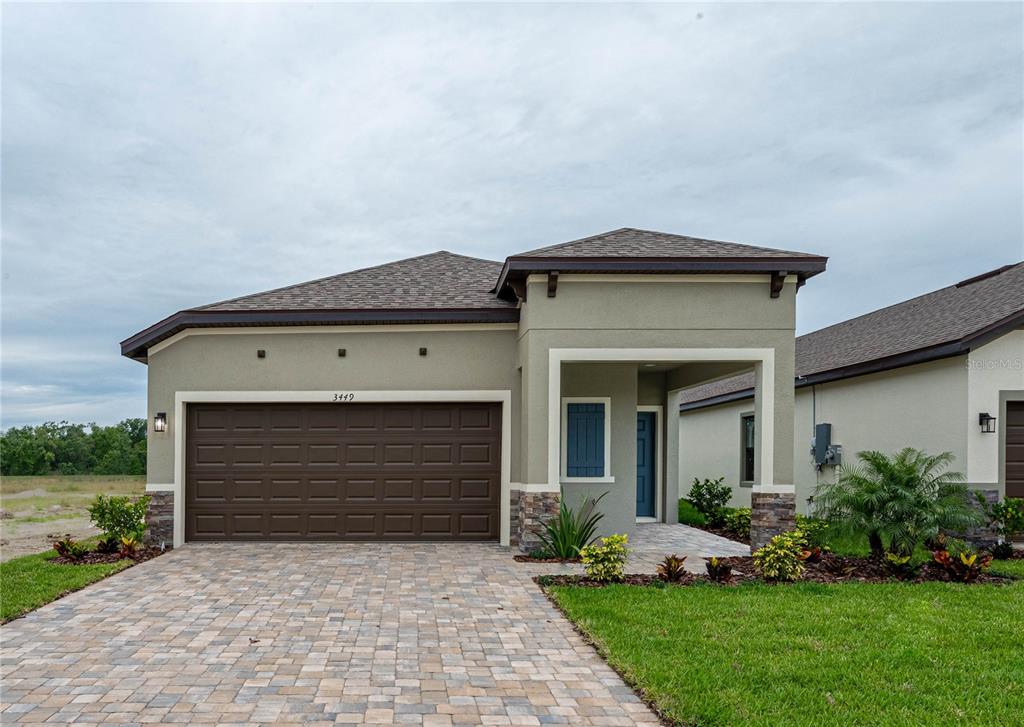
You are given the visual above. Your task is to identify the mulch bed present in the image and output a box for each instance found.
[536,553,1017,588]
[514,554,580,563]
[52,546,165,566]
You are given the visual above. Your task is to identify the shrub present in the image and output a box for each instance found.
[656,554,687,582]
[991,541,1015,560]
[535,493,605,559]
[721,508,751,540]
[979,496,1024,543]
[580,534,629,582]
[705,557,732,582]
[883,552,919,580]
[677,499,707,527]
[753,530,806,581]
[933,541,992,583]
[119,535,139,558]
[813,448,981,558]
[88,494,151,544]
[96,537,120,554]
[52,537,88,561]
[688,477,731,524]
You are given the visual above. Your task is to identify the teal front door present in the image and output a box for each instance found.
[636,411,656,518]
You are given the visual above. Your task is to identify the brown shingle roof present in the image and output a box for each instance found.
[514,227,822,259]
[680,262,1024,409]
[197,251,514,312]
[121,227,829,362]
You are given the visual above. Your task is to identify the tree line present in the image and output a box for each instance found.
[0,419,147,476]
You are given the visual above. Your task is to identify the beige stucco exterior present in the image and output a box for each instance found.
[142,274,803,545]
[679,328,1024,511]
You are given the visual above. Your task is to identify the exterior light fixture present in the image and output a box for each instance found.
[979,412,996,434]
[154,412,167,433]
[419,347,428,356]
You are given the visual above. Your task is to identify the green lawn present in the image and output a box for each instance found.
[0,547,133,622]
[549,580,1024,726]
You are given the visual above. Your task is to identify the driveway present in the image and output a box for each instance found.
[2,541,665,725]
[1,525,745,725]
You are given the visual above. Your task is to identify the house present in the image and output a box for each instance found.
[121,228,828,551]
[678,262,1024,517]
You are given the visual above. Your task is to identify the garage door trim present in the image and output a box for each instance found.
[159,390,513,547]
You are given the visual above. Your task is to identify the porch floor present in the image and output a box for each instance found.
[627,523,750,573]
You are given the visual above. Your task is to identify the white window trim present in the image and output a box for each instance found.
[560,396,614,484]
[636,405,664,522]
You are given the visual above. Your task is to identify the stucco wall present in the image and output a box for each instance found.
[967,330,1024,486]
[145,326,520,484]
[561,363,639,536]
[679,355,970,511]
[518,276,799,495]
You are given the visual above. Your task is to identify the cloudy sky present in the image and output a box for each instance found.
[2,2,1022,429]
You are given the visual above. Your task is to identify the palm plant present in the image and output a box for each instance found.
[813,448,981,558]
[535,493,606,559]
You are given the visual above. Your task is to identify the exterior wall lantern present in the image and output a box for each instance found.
[154,412,167,433]
[978,412,996,434]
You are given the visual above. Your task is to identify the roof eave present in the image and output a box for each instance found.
[120,307,521,363]
[494,255,829,299]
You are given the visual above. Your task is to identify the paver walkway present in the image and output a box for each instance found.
[0,525,745,725]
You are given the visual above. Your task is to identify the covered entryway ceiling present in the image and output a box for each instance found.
[185,402,501,541]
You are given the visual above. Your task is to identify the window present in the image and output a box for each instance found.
[741,414,755,483]
[561,398,612,481]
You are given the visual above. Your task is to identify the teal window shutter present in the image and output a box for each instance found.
[566,403,605,477]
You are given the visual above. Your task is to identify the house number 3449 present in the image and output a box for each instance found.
[332,393,356,402]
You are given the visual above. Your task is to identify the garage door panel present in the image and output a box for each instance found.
[460,443,495,464]
[383,408,415,430]
[308,479,342,501]
[186,403,500,541]
[459,478,494,500]
[383,444,415,465]
[421,409,454,430]
[344,409,378,432]
[344,443,378,465]
[382,479,415,500]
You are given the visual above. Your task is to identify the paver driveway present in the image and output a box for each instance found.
[2,542,663,726]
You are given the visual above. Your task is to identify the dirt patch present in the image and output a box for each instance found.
[2,488,52,501]
[1,516,101,562]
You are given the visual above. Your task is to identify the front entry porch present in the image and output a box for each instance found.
[511,347,798,552]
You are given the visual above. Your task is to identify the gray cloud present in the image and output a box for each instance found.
[2,2,1022,427]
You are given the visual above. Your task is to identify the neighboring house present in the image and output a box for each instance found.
[679,262,1024,515]
[121,228,827,550]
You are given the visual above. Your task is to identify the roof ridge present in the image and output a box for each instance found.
[191,250,500,311]
[513,227,821,258]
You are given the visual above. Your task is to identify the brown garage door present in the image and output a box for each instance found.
[185,402,501,541]
[1007,401,1024,499]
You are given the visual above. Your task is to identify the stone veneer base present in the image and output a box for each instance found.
[750,491,796,552]
[145,492,174,549]
[511,490,561,552]
[962,488,1000,550]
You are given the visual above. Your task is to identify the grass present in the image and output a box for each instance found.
[0,544,133,622]
[548,580,1024,726]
